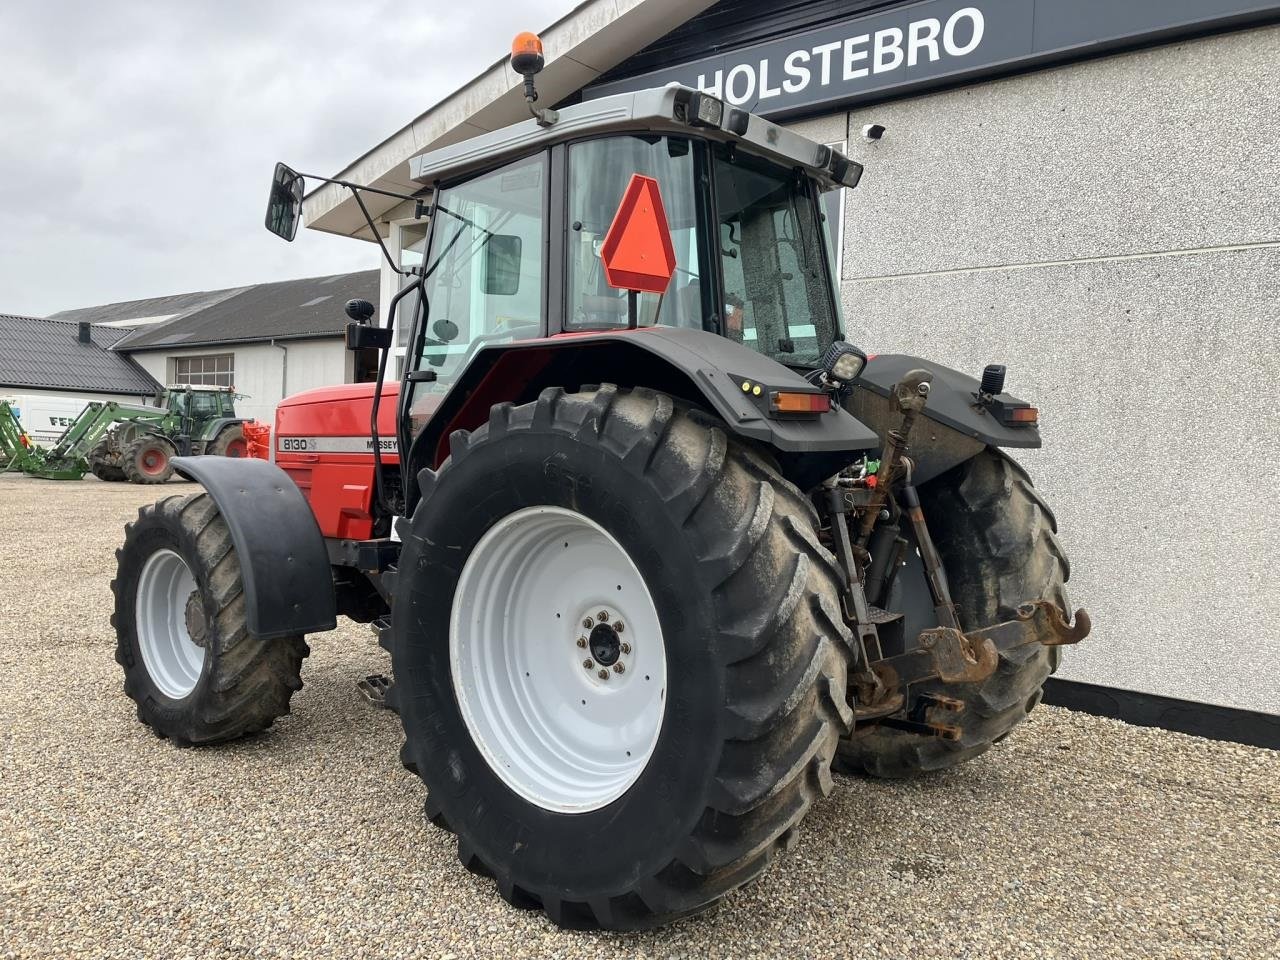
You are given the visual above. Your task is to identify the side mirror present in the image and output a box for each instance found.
[345,298,376,323]
[265,162,305,241]
[432,318,459,342]
[346,322,392,351]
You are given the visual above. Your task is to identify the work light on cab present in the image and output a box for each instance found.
[821,340,868,383]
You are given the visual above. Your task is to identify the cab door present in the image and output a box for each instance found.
[400,151,549,444]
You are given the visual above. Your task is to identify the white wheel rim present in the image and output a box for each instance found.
[135,548,204,699]
[450,506,667,813]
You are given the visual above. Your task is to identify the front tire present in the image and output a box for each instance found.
[123,436,176,484]
[111,493,308,745]
[391,386,854,930]
[89,439,126,482]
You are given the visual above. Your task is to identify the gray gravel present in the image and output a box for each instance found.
[1,473,1277,960]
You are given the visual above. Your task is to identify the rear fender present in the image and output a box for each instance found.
[848,354,1042,485]
[171,456,337,640]
[404,327,880,505]
[201,417,245,443]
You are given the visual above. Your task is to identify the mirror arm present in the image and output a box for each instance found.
[349,186,408,278]
[294,171,429,277]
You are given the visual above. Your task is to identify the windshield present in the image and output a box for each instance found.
[713,145,839,367]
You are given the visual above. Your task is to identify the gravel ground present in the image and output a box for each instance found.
[1,473,1277,960]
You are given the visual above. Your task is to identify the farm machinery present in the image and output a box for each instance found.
[3,386,247,483]
[112,34,1089,931]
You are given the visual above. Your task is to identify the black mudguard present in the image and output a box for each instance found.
[848,354,1042,485]
[406,326,879,502]
[172,455,337,640]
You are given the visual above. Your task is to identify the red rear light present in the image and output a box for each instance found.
[1007,406,1039,424]
[770,391,831,414]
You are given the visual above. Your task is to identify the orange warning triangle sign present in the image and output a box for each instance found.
[599,174,678,294]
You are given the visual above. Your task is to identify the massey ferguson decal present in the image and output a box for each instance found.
[278,436,398,454]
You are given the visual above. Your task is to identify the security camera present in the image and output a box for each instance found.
[862,123,886,141]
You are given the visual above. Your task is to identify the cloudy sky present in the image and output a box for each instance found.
[0,0,577,317]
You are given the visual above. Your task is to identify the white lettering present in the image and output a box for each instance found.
[908,17,941,65]
[697,69,723,98]
[873,27,904,73]
[843,34,869,81]
[943,7,984,56]
[724,63,756,105]
[782,48,811,93]
[758,58,782,98]
[811,40,842,85]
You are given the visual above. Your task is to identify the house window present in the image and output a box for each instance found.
[173,354,234,387]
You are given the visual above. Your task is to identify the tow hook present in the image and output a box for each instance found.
[969,600,1092,651]
[866,600,1091,695]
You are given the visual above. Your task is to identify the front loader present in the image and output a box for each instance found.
[111,33,1089,931]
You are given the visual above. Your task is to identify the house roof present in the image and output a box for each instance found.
[301,0,714,240]
[0,314,162,395]
[47,286,248,330]
[108,270,378,352]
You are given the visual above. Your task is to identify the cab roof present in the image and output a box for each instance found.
[408,84,861,192]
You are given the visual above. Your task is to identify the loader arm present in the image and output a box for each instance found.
[30,401,166,480]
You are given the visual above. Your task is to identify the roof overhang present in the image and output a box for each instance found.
[301,0,714,241]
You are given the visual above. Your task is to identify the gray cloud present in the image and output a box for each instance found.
[0,0,576,316]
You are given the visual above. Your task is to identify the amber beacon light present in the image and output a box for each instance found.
[511,32,545,78]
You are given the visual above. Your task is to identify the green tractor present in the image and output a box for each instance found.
[87,386,248,484]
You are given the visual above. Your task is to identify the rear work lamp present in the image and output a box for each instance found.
[820,341,868,384]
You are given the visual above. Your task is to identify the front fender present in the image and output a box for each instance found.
[172,455,337,640]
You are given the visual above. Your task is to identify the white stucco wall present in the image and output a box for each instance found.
[127,339,351,424]
[786,26,1280,712]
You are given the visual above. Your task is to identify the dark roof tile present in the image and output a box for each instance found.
[112,271,378,351]
[0,314,162,395]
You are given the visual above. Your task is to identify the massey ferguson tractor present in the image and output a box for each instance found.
[111,33,1088,930]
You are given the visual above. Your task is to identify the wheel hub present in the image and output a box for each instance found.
[184,591,208,648]
[589,623,620,666]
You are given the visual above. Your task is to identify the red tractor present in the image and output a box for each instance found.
[112,35,1088,930]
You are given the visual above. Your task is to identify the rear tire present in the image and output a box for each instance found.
[835,449,1071,778]
[209,425,247,458]
[89,439,126,482]
[123,436,176,484]
[111,493,308,745]
[391,386,854,930]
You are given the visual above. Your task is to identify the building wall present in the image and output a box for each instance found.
[127,339,351,425]
[786,25,1280,710]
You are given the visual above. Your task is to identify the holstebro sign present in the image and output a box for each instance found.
[586,0,1280,117]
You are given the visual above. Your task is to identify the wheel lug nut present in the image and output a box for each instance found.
[614,622,624,633]
[620,642,631,654]
[583,617,594,629]
[613,663,625,674]
[597,669,609,680]
[583,659,594,670]
[576,637,587,648]
[597,610,609,622]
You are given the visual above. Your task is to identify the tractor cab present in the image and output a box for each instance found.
[158,385,241,449]
[400,122,851,422]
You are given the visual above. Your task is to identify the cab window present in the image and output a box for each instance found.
[566,136,709,331]
[411,153,546,402]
